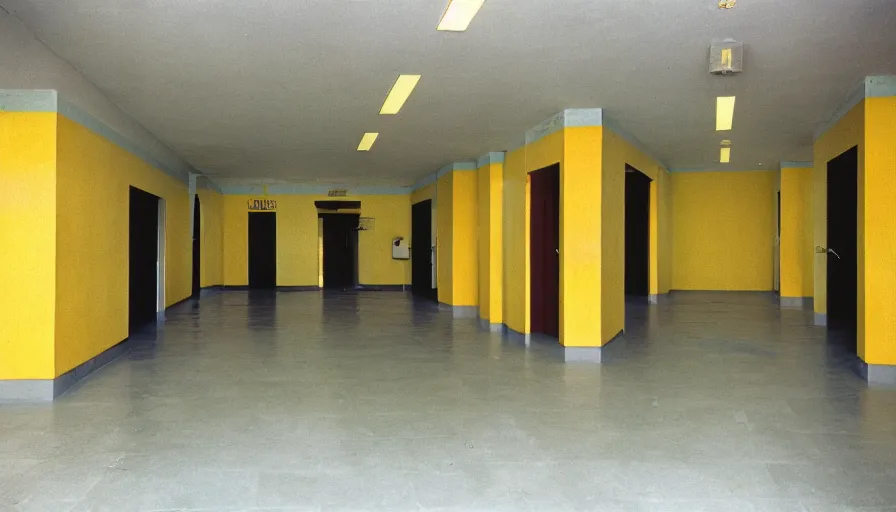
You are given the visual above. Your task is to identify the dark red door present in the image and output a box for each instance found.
[530,164,560,337]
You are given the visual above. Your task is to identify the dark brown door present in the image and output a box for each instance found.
[248,212,277,289]
[530,164,560,337]
[321,214,359,290]
[826,146,858,352]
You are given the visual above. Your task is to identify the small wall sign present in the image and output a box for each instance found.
[248,199,277,211]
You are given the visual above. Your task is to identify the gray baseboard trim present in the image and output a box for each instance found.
[222,285,321,291]
[502,324,531,344]
[0,380,55,402]
[814,313,828,326]
[564,347,603,363]
[440,304,478,318]
[200,285,223,298]
[0,336,134,402]
[648,293,669,304]
[478,317,503,332]
[356,284,409,291]
[279,286,322,292]
[780,296,813,308]
[860,363,896,386]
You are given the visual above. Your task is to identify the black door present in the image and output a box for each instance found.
[826,146,858,348]
[322,214,359,289]
[625,167,651,296]
[192,195,201,297]
[129,186,159,334]
[411,200,435,299]
[248,212,277,289]
[530,164,560,337]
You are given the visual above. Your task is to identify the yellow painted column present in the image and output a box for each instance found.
[861,95,896,371]
[436,170,454,304]
[477,153,503,325]
[0,110,58,383]
[780,163,815,304]
[562,126,604,346]
[452,169,479,307]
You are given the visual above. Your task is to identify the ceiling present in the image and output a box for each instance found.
[4,0,896,185]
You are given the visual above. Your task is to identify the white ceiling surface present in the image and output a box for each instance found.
[4,0,896,185]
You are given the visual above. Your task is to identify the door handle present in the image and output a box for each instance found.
[828,248,841,260]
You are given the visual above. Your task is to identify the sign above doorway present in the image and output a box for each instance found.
[248,199,277,211]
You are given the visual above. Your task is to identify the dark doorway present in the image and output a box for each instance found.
[321,213,359,290]
[248,212,277,289]
[530,164,560,337]
[625,167,651,297]
[192,195,201,298]
[129,186,160,334]
[411,200,436,300]
[826,146,858,351]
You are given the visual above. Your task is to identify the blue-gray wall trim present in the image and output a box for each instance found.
[477,151,506,168]
[814,75,896,141]
[780,161,814,169]
[0,89,197,185]
[218,184,411,195]
[669,167,778,173]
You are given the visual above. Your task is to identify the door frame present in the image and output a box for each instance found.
[156,198,166,314]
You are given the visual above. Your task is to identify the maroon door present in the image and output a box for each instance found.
[530,164,560,337]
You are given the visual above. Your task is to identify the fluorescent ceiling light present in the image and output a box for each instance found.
[720,147,731,163]
[380,75,421,115]
[437,0,485,31]
[357,132,379,151]
[716,96,736,131]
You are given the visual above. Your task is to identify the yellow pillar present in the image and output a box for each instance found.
[779,162,814,305]
[477,153,503,327]
[0,100,58,398]
[436,163,479,312]
[861,94,896,379]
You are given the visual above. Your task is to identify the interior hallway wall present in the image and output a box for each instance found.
[672,170,777,291]
[55,114,192,376]
[477,155,503,324]
[223,194,410,287]
[197,186,225,287]
[780,164,814,299]
[600,127,671,339]
[0,112,57,380]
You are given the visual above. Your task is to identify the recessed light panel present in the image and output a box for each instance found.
[720,147,731,163]
[380,75,421,115]
[716,96,735,131]
[357,132,379,151]
[437,0,485,31]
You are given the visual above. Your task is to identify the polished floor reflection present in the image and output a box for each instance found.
[2,291,895,511]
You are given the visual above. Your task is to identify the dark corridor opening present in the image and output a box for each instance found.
[248,212,277,289]
[129,186,160,335]
[625,167,651,297]
[321,213,359,290]
[192,195,201,297]
[411,200,436,300]
[826,146,858,353]
[530,164,560,337]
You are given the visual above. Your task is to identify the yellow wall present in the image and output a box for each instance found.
[780,166,814,298]
[452,170,479,306]
[563,127,605,345]
[862,96,896,365]
[599,128,671,340]
[436,173,454,303]
[54,115,192,376]
[223,194,410,287]
[478,161,503,323]
[672,171,777,291]
[0,112,57,379]
[502,146,530,334]
[197,187,224,287]
[813,101,864,317]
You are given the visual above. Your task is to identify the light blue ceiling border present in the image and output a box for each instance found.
[814,75,896,141]
[218,183,411,196]
[1,89,196,184]
[780,161,813,169]
[477,152,505,168]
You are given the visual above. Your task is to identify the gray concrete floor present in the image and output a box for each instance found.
[2,291,896,512]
